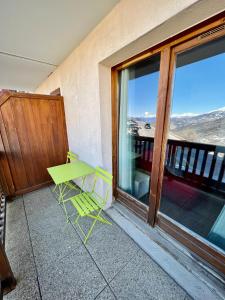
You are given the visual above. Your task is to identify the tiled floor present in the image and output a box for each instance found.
[4,186,192,300]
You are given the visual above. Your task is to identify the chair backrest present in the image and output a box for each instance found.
[91,167,112,205]
[66,151,78,163]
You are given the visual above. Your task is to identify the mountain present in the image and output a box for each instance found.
[170,107,225,146]
[129,116,156,125]
[129,107,225,145]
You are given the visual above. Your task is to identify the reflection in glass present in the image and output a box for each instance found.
[118,55,160,205]
[160,36,225,252]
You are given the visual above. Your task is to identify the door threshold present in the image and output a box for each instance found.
[106,202,225,300]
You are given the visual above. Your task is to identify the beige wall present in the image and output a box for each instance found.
[36,0,225,206]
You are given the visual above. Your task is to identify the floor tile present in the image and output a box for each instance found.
[86,221,139,282]
[30,222,82,271]
[5,186,190,300]
[95,286,116,300]
[5,199,40,300]
[4,277,41,300]
[23,188,58,217]
[27,208,81,267]
[7,240,36,279]
[6,216,29,253]
[6,197,24,224]
[38,244,107,300]
[110,249,187,300]
[25,202,66,231]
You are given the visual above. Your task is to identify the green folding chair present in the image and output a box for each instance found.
[64,167,112,244]
[66,151,78,163]
[53,151,79,202]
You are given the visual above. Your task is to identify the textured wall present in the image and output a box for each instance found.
[35,0,225,206]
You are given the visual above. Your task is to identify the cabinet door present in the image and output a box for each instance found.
[0,101,29,192]
[0,130,14,196]
[12,96,68,189]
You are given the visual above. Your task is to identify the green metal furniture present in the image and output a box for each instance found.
[66,167,112,244]
[52,151,79,200]
[66,151,78,163]
[47,160,95,216]
[64,151,79,191]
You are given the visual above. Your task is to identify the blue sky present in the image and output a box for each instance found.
[128,71,159,117]
[128,52,225,117]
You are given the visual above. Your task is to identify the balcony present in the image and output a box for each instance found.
[4,186,191,300]
[1,2,225,299]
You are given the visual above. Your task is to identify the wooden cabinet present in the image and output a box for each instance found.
[0,91,68,197]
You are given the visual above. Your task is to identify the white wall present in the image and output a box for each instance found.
[36,0,225,207]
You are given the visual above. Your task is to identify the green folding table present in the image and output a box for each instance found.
[47,160,95,207]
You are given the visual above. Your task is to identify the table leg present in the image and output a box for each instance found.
[58,184,70,223]
[81,176,86,191]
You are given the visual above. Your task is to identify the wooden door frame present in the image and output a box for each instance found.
[111,12,225,274]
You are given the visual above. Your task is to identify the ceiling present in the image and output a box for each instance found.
[0,0,119,91]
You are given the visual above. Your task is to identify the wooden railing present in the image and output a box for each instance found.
[133,136,225,191]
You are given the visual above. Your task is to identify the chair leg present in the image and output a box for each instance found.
[87,212,112,225]
[74,214,80,224]
[84,219,98,245]
[96,214,112,225]
[58,184,63,203]
[76,210,111,245]
[62,201,69,223]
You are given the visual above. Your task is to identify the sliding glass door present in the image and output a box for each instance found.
[118,54,160,206]
[160,35,225,254]
[114,16,225,273]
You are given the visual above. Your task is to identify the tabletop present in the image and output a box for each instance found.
[47,160,95,185]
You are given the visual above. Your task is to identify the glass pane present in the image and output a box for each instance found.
[160,35,225,252]
[118,54,160,205]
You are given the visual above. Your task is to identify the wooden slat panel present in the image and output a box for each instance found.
[40,99,56,169]
[12,98,38,186]
[0,101,28,190]
[0,131,14,196]
[30,99,49,181]
[0,91,68,196]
